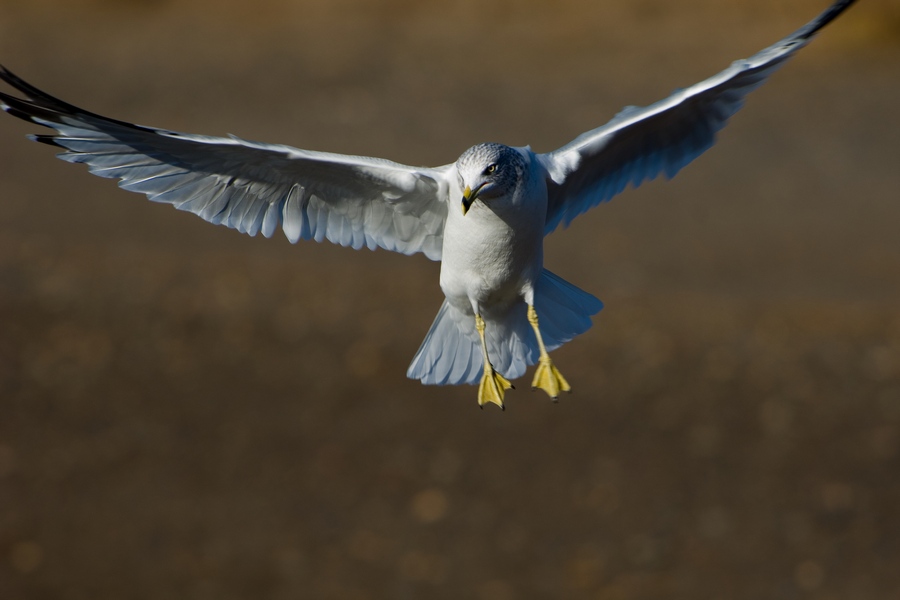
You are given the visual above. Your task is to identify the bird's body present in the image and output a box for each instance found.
[441,145,544,316]
[0,1,857,408]
[412,143,596,402]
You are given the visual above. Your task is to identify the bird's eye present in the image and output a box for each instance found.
[483,164,497,176]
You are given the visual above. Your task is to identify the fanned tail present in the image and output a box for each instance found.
[531,270,604,352]
[406,300,481,385]
[406,270,603,386]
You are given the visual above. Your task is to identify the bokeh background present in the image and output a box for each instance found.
[1,0,899,598]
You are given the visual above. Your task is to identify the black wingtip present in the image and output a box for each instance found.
[0,64,34,96]
[0,64,164,135]
[28,134,63,148]
[0,94,38,123]
[3,104,35,122]
[0,63,65,104]
[799,0,858,41]
[0,89,57,127]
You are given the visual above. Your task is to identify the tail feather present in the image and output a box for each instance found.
[406,270,602,386]
[484,303,533,382]
[533,270,603,352]
[406,300,480,385]
[447,325,476,384]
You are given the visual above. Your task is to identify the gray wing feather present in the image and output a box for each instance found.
[540,0,856,235]
[0,66,450,260]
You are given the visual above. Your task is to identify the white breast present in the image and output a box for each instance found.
[439,150,548,315]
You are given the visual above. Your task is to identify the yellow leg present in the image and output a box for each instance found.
[475,314,513,410]
[528,305,571,400]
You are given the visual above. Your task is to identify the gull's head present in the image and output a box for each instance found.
[456,143,524,216]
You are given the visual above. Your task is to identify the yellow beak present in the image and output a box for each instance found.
[461,185,475,215]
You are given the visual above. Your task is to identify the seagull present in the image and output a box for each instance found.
[0,0,856,409]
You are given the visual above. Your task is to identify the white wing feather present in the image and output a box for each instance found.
[540,0,856,235]
[0,67,451,260]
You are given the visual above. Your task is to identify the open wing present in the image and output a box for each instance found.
[0,66,451,260]
[539,0,856,235]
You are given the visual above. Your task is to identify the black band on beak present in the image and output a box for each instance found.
[461,183,483,216]
[461,195,474,215]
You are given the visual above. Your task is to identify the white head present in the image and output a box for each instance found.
[456,143,526,215]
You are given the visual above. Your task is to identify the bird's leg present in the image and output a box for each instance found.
[528,305,571,400]
[475,314,512,410]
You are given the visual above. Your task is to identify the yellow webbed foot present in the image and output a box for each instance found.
[531,355,571,400]
[477,365,513,410]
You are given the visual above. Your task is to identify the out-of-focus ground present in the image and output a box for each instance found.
[1,0,899,598]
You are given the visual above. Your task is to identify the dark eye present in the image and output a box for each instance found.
[483,164,498,176]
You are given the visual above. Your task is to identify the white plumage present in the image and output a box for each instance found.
[0,1,856,407]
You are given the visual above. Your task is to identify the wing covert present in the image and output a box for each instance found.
[0,66,451,260]
[540,0,856,235]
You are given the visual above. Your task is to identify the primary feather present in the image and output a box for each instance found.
[540,0,856,235]
[0,1,857,400]
[0,66,450,259]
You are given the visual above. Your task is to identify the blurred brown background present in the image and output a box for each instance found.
[1,0,899,598]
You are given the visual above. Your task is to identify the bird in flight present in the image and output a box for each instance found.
[1,1,856,409]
